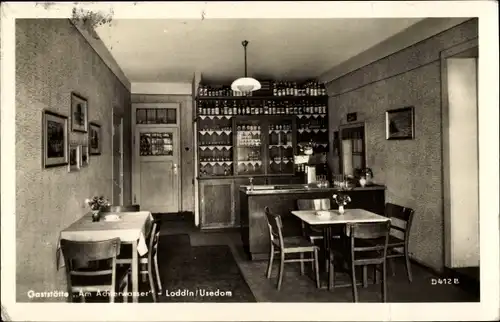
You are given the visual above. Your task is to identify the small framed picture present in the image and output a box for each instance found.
[81,144,89,167]
[42,110,69,168]
[386,106,415,140]
[71,92,88,133]
[89,122,102,155]
[68,144,81,172]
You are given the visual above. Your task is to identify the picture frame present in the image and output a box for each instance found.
[81,144,89,167]
[71,92,88,133]
[386,106,415,140]
[89,122,102,155]
[42,110,69,168]
[68,144,81,172]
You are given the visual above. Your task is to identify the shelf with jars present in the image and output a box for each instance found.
[198,115,233,178]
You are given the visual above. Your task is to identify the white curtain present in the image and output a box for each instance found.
[342,140,353,176]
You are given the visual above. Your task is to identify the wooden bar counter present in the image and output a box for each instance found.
[239,184,386,260]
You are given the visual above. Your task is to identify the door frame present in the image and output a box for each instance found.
[440,38,479,268]
[131,103,181,212]
[111,107,124,205]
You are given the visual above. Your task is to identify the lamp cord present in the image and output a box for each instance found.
[242,40,248,77]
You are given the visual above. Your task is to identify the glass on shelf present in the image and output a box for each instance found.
[235,121,263,175]
[268,121,294,174]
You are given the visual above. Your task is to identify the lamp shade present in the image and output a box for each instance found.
[231,77,261,93]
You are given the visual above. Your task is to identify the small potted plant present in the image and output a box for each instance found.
[85,196,110,222]
[332,193,351,214]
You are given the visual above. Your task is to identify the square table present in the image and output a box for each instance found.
[291,208,389,288]
[58,211,153,302]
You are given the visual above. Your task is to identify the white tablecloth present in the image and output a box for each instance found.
[57,211,153,269]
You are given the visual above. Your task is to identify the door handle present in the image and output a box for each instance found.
[173,164,178,175]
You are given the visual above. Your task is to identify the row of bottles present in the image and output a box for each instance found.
[199,156,233,162]
[197,100,327,115]
[273,80,326,97]
[200,164,233,176]
[269,124,292,131]
[197,81,327,97]
[198,85,247,97]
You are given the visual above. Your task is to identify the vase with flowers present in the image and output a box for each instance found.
[85,196,110,222]
[332,193,351,214]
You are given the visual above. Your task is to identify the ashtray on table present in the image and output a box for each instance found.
[103,214,121,222]
[315,210,331,218]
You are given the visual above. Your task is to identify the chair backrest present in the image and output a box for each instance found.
[60,238,121,293]
[148,220,161,252]
[385,203,415,241]
[349,221,391,263]
[100,204,140,213]
[264,207,284,247]
[297,198,331,211]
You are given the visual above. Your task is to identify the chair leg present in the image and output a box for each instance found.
[123,278,128,303]
[328,251,335,290]
[266,244,275,278]
[300,253,305,275]
[389,257,396,276]
[154,253,162,292]
[148,262,157,302]
[277,251,285,290]
[313,248,320,289]
[363,266,368,288]
[351,263,358,302]
[404,250,413,282]
[382,262,387,302]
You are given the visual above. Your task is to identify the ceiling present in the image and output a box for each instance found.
[95,18,424,84]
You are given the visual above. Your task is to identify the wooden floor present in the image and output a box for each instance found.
[156,216,480,303]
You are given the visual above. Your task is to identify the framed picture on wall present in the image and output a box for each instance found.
[386,106,415,140]
[89,122,102,155]
[71,92,88,133]
[42,110,69,168]
[68,144,81,172]
[81,144,89,167]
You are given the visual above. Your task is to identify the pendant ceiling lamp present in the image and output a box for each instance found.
[231,40,261,93]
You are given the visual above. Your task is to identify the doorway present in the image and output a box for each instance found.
[441,40,479,271]
[112,107,124,205]
[132,103,181,214]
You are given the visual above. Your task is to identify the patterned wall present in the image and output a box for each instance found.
[15,19,131,301]
[326,19,478,271]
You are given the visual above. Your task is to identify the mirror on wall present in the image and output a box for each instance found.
[338,122,366,177]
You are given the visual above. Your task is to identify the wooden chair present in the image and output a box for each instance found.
[329,220,391,302]
[264,206,320,290]
[100,204,141,213]
[297,199,330,242]
[297,198,343,272]
[116,219,162,302]
[59,238,130,303]
[385,203,415,282]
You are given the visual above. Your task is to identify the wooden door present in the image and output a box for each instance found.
[134,127,180,213]
[112,109,123,205]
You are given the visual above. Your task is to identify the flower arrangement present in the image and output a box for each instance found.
[333,193,351,206]
[85,196,110,211]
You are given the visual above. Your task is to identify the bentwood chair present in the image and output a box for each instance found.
[264,207,320,290]
[329,221,391,302]
[100,204,141,213]
[116,218,162,302]
[60,238,130,303]
[384,203,415,282]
